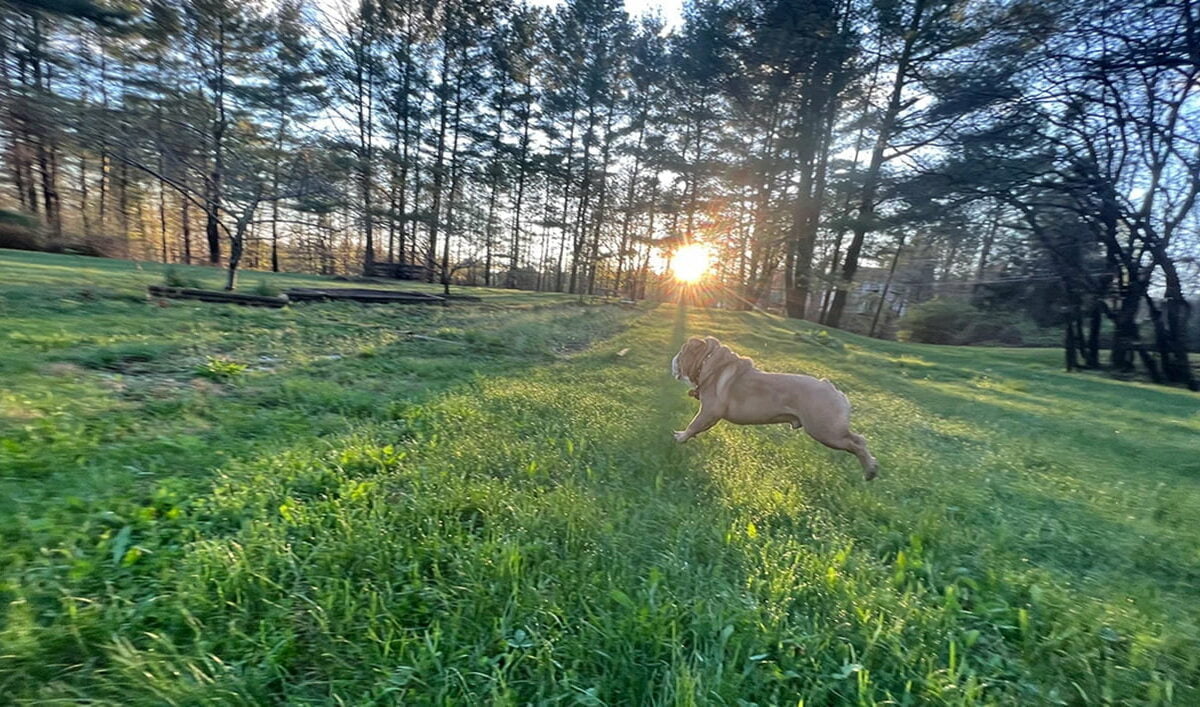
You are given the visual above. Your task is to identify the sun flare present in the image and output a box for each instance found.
[671,244,713,283]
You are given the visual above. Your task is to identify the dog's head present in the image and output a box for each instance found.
[671,336,721,385]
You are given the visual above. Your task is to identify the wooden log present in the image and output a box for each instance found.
[148,285,288,308]
[365,262,431,280]
[284,287,446,304]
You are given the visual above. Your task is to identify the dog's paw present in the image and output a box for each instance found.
[673,431,689,443]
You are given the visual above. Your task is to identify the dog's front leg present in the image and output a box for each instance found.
[674,406,720,443]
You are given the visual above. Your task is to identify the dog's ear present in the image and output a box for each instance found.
[680,337,703,357]
[680,336,716,381]
[688,336,727,385]
[679,338,703,380]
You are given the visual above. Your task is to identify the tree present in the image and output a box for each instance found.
[260,0,323,272]
[823,0,1029,327]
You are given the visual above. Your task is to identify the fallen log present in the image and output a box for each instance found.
[148,285,288,308]
[285,287,446,304]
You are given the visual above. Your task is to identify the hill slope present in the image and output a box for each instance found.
[2,250,1198,703]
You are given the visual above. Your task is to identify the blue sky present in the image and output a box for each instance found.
[529,0,684,30]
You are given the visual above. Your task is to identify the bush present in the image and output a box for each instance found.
[252,279,281,297]
[56,235,124,258]
[898,298,978,345]
[0,210,43,251]
[899,298,1037,346]
[70,342,178,371]
[0,209,38,230]
[963,320,1024,346]
[164,266,204,289]
[0,210,123,257]
[195,356,247,382]
[795,328,845,351]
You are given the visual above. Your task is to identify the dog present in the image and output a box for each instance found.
[671,335,878,480]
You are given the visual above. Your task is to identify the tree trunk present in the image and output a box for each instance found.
[270,104,287,273]
[206,17,227,265]
[225,228,244,290]
[396,9,415,266]
[79,153,91,234]
[483,81,507,288]
[587,98,617,295]
[440,68,465,296]
[508,79,533,288]
[786,103,835,320]
[117,159,130,245]
[28,18,62,237]
[869,234,905,337]
[1064,311,1079,371]
[556,95,579,293]
[569,99,597,294]
[1145,239,1197,389]
[181,197,192,265]
[356,22,375,272]
[976,204,1000,280]
[1086,300,1102,368]
[427,36,453,284]
[826,0,927,328]
[158,173,169,262]
[614,109,648,299]
[97,51,109,232]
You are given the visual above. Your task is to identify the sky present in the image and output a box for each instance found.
[529,0,684,30]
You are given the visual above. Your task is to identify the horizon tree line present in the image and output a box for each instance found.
[0,0,1196,388]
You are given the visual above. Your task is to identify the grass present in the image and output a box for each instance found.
[1,248,1198,704]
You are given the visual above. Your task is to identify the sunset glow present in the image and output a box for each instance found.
[671,244,713,283]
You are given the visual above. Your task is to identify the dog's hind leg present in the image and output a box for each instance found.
[807,427,878,481]
[844,432,879,481]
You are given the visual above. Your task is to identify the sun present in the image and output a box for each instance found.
[672,243,713,283]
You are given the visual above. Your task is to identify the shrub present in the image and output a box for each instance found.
[963,320,1024,346]
[0,210,42,251]
[195,356,247,382]
[898,298,977,345]
[164,266,204,289]
[795,328,845,351]
[56,235,124,258]
[0,209,38,230]
[71,342,178,371]
[252,279,281,297]
[898,298,1038,346]
[0,211,121,257]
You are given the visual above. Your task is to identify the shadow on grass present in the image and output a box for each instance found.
[676,307,1200,602]
[0,297,652,692]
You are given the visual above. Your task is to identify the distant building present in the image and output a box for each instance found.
[837,267,913,336]
[761,265,917,336]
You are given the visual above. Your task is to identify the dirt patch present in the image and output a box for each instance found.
[0,398,44,421]
[190,379,225,395]
[41,362,87,377]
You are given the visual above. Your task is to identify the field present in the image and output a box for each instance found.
[1,249,1198,704]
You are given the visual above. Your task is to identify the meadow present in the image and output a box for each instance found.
[1,249,1198,704]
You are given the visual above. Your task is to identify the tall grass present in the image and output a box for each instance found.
[2,250,1198,703]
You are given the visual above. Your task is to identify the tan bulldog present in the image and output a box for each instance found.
[671,336,878,480]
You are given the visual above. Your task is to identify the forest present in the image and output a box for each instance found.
[1,0,1197,387]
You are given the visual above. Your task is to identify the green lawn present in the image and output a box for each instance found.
[1,249,1198,704]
